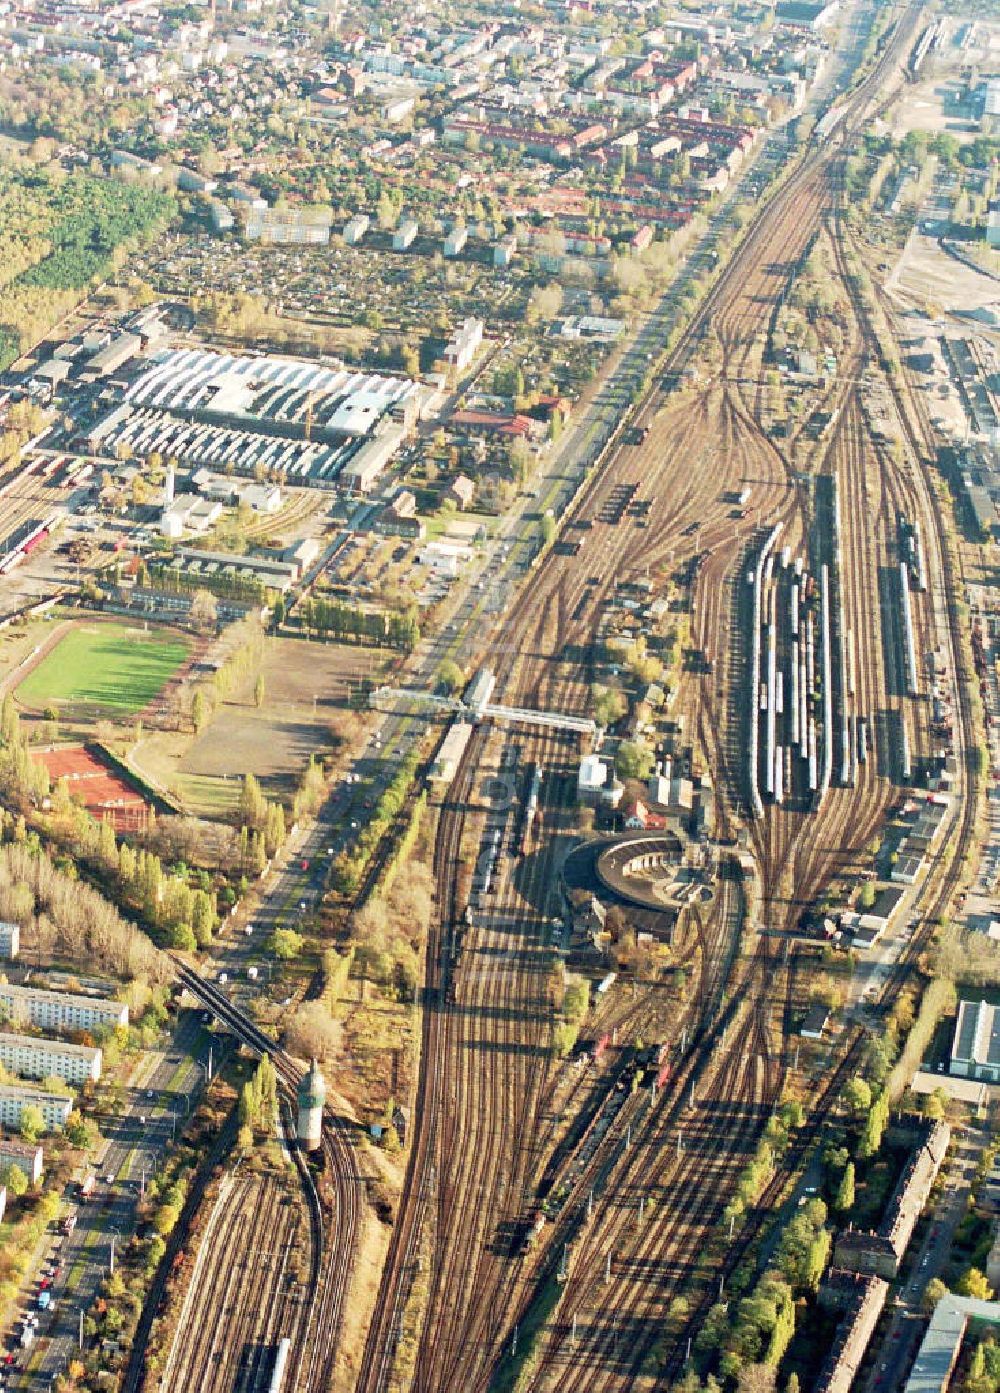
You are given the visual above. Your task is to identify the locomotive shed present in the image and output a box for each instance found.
[563,832,716,936]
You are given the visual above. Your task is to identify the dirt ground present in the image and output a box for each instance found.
[132,636,387,810]
[889,77,980,142]
[888,229,1000,323]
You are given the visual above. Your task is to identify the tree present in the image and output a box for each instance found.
[923,1278,947,1313]
[189,589,218,633]
[168,922,197,951]
[834,1161,855,1214]
[190,890,216,948]
[238,773,267,830]
[593,685,627,728]
[253,675,265,709]
[191,690,210,734]
[65,1110,98,1151]
[286,1001,339,1061]
[1,1163,28,1198]
[269,928,303,960]
[843,1076,872,1115]
[238,1082,255,1128]
[438,659,464,695]
[20,1104,45,1142]
[615,741,654,781]
[957,1268,993,1301]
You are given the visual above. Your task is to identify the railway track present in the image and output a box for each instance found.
[173,962,362,1392]
[354,6,971,1390]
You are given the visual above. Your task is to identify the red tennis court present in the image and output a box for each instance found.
[34,745,150,833]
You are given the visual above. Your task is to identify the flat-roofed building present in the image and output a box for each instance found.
[951,999,1000,1081]
[343,214,370,245]
[0,1138,43,1185]
[444,317,483,372]
[0,984,127,1034]
[0,922,19,959]
[0,1085,73,1133]
[79,333,141,382]
[0,1032,102,1086]
[905,1294,1000,1393]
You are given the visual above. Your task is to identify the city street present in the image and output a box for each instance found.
[15,1011,216,1392]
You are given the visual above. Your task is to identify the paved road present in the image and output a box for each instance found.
[10,1010,217,1392]
[858,1123,988,1393]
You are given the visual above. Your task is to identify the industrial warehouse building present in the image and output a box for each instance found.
[0,1085,73,1133]
[0,1138,44,1185]
[904,1294,1000,1393]
[88,348,423,489]
[950,999,1000,1081]
[0,1032,102,1086]
[0,984,128,1034]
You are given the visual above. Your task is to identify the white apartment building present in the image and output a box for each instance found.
[0,1032,102,1086]
[0,922,19,959]
[0,1086,73,1133]
[0,985,128,1034]
[0,1138,44,1185]
[444,317,483,372]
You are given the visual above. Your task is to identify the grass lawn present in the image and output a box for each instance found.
[16,622,189,714]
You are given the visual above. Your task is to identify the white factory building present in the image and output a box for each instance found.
[0,922,19,959]
[0,1138,44,1185]
[0,1085,73,1133]
[0,1032,102,1086]
[160,494,224,539]
[0,984,128,1034]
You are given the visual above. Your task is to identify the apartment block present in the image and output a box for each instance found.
[0,1137,44,1185]
[0,984,128,1034]
[0,1085,73,1133]
[0,1032,102,1086]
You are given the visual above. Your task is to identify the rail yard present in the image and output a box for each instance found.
[354,5,980,1392]
[0,0,997,1389]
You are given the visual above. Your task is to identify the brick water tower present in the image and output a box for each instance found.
[297,1059,325,1151]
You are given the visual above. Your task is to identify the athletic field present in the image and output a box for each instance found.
[16,623,190,714]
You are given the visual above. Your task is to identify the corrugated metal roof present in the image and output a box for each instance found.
[906,1296,1000,1393]
[952,1000,1000,1067]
